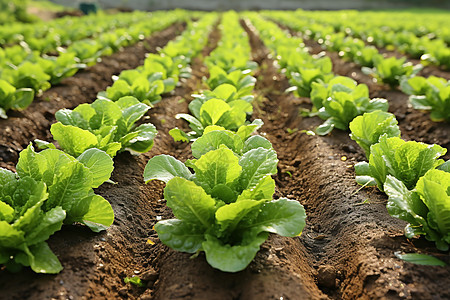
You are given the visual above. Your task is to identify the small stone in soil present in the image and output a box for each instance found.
[317,265,337,288]
[140,268,158,282]
[342,144,357,153]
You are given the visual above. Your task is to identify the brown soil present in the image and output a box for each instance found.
[27,6,57,21]
[1,16,450,300]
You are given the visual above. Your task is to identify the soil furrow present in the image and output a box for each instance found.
[243,18,450,300]
[0,22,186,171]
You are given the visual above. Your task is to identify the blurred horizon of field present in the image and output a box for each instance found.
[48,0,450,11]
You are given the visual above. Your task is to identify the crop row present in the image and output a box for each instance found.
[262,11,450,123]
[286,10,450,69]
[0,11,151,52]
[0,10,188,119]
[244,13,450,256]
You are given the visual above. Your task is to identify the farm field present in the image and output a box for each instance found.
[0,7,449,300]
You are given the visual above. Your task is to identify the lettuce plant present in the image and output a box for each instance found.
[65,39,107,66]
[104,72,165,105]
[49,96,157,157]
[353,46,381,68]
[206,66,256,98]
[190,127,272,159]
[0,170,66,274]
[169,91,262,142]
[103,54,181,104]
[349,111,401,159]
[141,54,180,92]
[385,169,450,251]
[192,84,254,106]
[16,144,114,230]
[287,56,334,97]
[0,144,114,273]
[362,56,422,88]
[9,62,51,94]
[355,136,447,191]
[310,76,368,112]
[400,76,450,122]
[205,11,256,74]
[144,147,306,272]
[37,53,86,85]
[310,77,389,135]
[0,79,34,119]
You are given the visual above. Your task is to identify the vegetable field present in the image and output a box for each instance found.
[0,7,449,300]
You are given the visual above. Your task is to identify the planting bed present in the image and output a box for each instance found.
[1,12,449,300]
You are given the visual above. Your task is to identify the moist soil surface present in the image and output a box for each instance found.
[1,17,450,300]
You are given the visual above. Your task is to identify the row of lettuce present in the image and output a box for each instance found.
[260,11,450,123]
[244,13,450,253]
[0,11,150,53]
[0,14,218,274]
[0,10,190,119]
[288,10,450,70]
[144,11,306,272]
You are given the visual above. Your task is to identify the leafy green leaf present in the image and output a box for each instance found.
[77,148,114,188]
[237,148,278,191]
[368,136,446,191]
[155,219,205,253]
[164,178,216,228]
[200,98,231,126]
[415,169,450,251]
[248,198,306,237]
[385,176,430,238]
[27,242,63,274]
[236,175,275,202]
[242,135,273,153]
[191,130,238,158]
[354,162,377,187]
[144,155,192,183]
[16,144,47,182]
[192,148,242,193]
[202,233,268,272]
[349,111,401,158]
[25,206,66,245]
[215,200,262,234]
[394,252,447,266]
[50,123,98,157]
[236,119,264,140]
[124,276,145,287]
[81,195,114,232]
